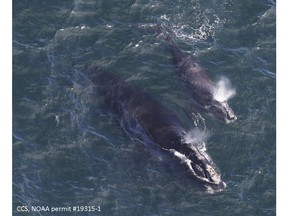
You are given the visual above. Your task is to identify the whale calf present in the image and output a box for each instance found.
[163,33,237,123]
[88,67,226,191]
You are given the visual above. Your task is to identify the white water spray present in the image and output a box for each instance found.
[213,76,236,102]
[182,129,210,151]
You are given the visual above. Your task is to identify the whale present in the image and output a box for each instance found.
[163,33,237,123]
[88,67,226,191]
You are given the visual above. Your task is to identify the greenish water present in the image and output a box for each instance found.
[13,0,275,215]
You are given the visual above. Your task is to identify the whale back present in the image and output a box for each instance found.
[88,67,185,149]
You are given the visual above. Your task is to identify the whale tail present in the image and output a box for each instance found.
[158,27,179,49]
[157,26,191,66]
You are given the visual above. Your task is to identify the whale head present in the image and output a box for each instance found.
[169,142,227,192]
[206,100,237,123]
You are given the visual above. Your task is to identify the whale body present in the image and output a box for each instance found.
[88,67,226,191]
[164,35,237,123]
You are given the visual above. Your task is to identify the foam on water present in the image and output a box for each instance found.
[213,76,236,102]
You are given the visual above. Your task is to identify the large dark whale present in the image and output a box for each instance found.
[88,67,226,191]
[163,33,237,123]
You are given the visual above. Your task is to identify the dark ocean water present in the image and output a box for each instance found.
[13,0,276,215]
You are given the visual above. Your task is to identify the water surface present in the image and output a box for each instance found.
[13,0,276,215]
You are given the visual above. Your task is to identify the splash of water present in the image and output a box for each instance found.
[213,76,236,102]
[159,4,225,43]
[182,129,210,151]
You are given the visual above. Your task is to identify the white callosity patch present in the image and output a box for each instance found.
[213,76,236,102]
[169,149,197,176]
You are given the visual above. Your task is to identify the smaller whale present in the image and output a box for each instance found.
[162,31,237,123]
[88,67,226,191]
